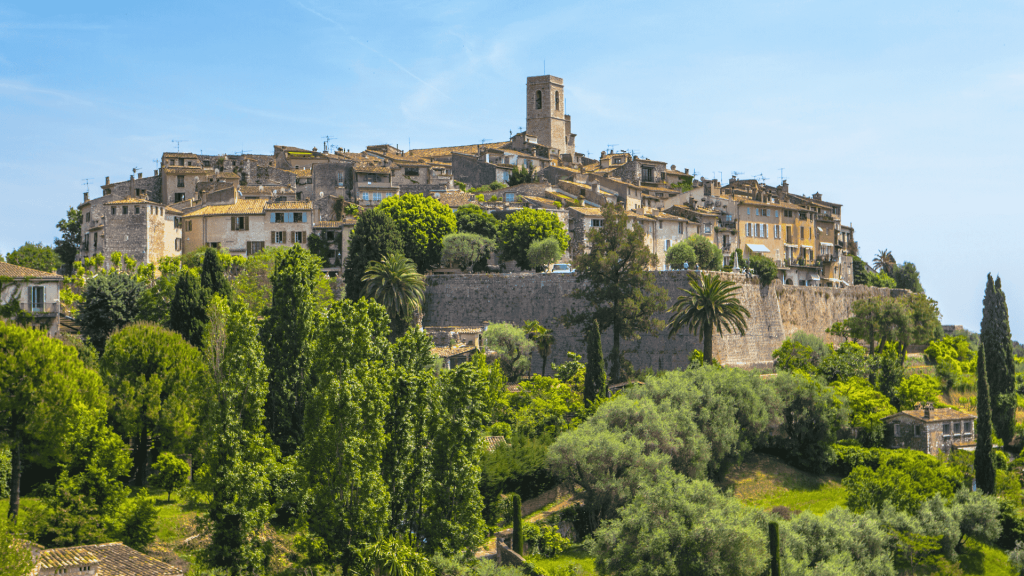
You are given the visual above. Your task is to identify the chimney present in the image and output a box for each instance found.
[83,191,89,202]
[105,176,110,185]
[154,170,159,177]
[684,168,690,175]
[130,174,134,181]
[923,402,932,419]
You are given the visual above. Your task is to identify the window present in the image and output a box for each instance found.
[175,238,182,251]
[915,425,922,436]
[943,423,951,436]
[535,90,542,110]
[405,167,419,177]
[293,231,305,244]
[178,158,184,166]
[246,241,265,256]
[642,166,654,182]
[965,421,973,433]
[122,206,128,215]
[678,223,683,233]
[784,210,793,217]
[613,157,624,164]
[293,212,305,223]
[555,91,560,111]
[296,191,303,201]
[92,232,97,249]
[704,223,711,234]
[591,219,604,228]
[29,286,44,312]
[954,422,961,434]
[274,213,285,223]
[186,220,193,231]
[326,231,335,241]
[894,423,901,436]
[505,193,515,202]
[665,239,670,251]
[231,216,249,231]
[372,192,382,202]
[203,161,211,167]
[85,212,91,222]
[747,207,751,215]
[174,192,185,203]
[746,223,751,236]
[361,192,370,201]
[271,231,285,244]
[658,221,663,229]
[111,206,116,215]
[337,172,345,186]
[177,175,185,187]
[134,206,140,214]
[173,217,181,229]
[800,227,805,240]
[774,225,780,239]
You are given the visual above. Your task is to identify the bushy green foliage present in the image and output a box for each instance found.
[773,340,817,373]
[344,208,405,300]
[151,452,190,502]
[748,254,778,287]
[481,435,557,524]
[665,241,696,270]
[521,522,570,557]
[834,377,896,447]
[840,448,964,513]
[78,272,145,352]
[548,367,780,534]
[200,247,229,296]
[526,237,564,270]
[590,473,769,576]
[829,294,942,356]
[774,372,849,472]
[818,342,872,383]
[893,374,942,410]
[509,165,536,186]
[362,253,426,336]
[506,375,586,438]
[684,235,722,270]
[455,204,499,238]
[874,342,906,402]
[781,506,896,576]
[865,271,898,288]
[54,206,83,274]
[483,323,536,382]
[925,336,977,392]
[0,447,9,500]
[441,233,495,272]
[114,490,158,550]
[0,514,33,576]
[892,262,924,293]
[378,194,458,272]
[168,269,209,348]
[495,208,568,271]
[102,322,208,487]
[5,241,60,272]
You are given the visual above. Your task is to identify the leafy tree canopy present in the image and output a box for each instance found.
[78,271,145,352]
[344,208,406,299]
[495,208,568,271]
[483,323,536,382]
[378,194,457,272]
[5,242,60,273]
[455,204,499,238]
[54,206,82,274]
[441,233,494,272]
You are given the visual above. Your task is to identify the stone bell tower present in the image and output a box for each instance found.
[526,75,574,157]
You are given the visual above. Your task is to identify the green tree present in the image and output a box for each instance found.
[832,294,941,357]
[976,344,997,495]
[4,242,59,273]
[495,208,569,271]
[852,255,872,285]
[201,247,229,296]
[772,340,817,373]
[455,204,499,238]
[590,473,768,576]
[775,372,849,472]
[151,452,190,502]
[509,165,536,186]
[834,377,896,447]
[874,341,906,403]
[684,235,723,271]
[668,273,750,364]
[114,490,158,551]
[584,320,606,404]
[524,321,555,378]
[781,506,896,576]
[563,203,666,382]
[512,493,523,555]
[0,322,106,522]
[362,253,426,336]
[892,261,924,293]
[843,449,962,513]
[54,206,83,274]
[0,514,33,575]
[307,232,333,266]
[818,341,872,383]
[873,249,896,275]
[204,303,280,573]
[261,245,324,454]
[344,209,406,300]
[441,233,494,272]
[865,271,897,288]
[352,537,432,576]
[526,237,564,271]
[378,194,457,272]
[747,254,778,287]
[78,272,144,352]
[894,374,941,411]
[483,323,536,382]
[981,274,1016,446]
[168,269,209,348]
[102,322,207,487]
[665,241,697,270]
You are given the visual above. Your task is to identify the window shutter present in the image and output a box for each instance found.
[270,231,275,244]
[244,217,249,231]
[231,217,236,231]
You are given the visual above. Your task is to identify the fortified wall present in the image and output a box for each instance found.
[422,271,907,372]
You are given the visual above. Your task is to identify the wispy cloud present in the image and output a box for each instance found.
[0,80,91,106]
[289,0,452,102]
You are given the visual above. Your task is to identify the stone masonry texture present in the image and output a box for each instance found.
[422,271,905,372]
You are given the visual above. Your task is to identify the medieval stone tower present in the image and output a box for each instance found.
[526,75,574,157]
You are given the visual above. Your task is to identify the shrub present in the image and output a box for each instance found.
[441,233,495,272]
[526,237,564,271]
[151,452,190,502]
[748,254,778,287]
[115,490,158,550]
[666,242,697,270]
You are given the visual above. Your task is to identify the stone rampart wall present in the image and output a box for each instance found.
[422,272,904,372]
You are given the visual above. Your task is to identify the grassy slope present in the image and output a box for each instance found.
[724,453,847,514]
[527,546,596,576]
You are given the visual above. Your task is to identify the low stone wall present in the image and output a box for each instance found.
[422,271,904,372]
[521,486,567,517]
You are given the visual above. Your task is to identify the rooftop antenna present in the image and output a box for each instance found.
[731,171,743,178]
[323,135,334,151]
[171,139,187,152]
[152,159,159,170]
[132,166,139,174]
[82,178,91,193]
[236,149,250,156]
[779,168,785,183]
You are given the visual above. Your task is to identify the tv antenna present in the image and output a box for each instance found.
[171,139,187,152]
[132,166,139,174]
[756,173,766,184]
[82,178,92,193]
[236,149,250,156]
[323,135,334,151]
[606,144,616,152]
[152,159,160,170]
[731,171,744,178]
[779,168,785,183]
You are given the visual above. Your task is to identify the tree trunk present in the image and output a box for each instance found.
[703,323,713,364]
[8,441,21,523]
[611,326,621,383]
[541,354,548,377]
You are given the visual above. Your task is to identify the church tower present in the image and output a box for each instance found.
[526,75,574,158]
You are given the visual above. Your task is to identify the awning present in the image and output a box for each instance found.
[746,244,770,253]
[816,226,823,232]
[810,274,821,281]
[819,241,833,247]
[783,243,798,248]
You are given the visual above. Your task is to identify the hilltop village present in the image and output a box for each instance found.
[77,74,857,287]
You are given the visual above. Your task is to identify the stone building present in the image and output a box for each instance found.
[182,195,313,256]
[884,404,977,457]
[526,75,575,158]
[80,192,181,268]
[0,261,63,336]
[28,541,182,576]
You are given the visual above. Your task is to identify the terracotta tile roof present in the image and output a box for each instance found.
[432,344,477,358]
[568,206,605,217]
[522,195,560,207]
[164,206,183,215]
[885,408,976,423]
[186,198,268,216]
[285,169,312,177]
[558,180,590,195]
[162,152,198,158]
[354,164,391,175]
[35,542,182,576]
[436,192,477,207]
[104,198,162,205]
[217,171,241,179]
[313,219,355,228]
[164,166,208,175]
[406,143,487,158]
[484,436,508,452]
[238,185,292,196]
[0,261,62,279]
[264,200,313,211]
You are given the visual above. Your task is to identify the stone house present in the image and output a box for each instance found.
[80,193,181,267]
[451,153,517,188]
[884,404,977,457]
[312,218,356,271]
[426,325,485,369]
[0,261,63,336]
[182,196,313,256]
[28,541,181,576]
[353,163,399,207]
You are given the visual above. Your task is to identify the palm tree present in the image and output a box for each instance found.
[362,253,426,330]
[873,249,896,275]
[524,320,555,377]
[667,273,751,362]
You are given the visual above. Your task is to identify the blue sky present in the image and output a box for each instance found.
[2,1,1022,335]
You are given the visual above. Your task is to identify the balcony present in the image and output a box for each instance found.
[717,220,736,230]
[21,302,59,315]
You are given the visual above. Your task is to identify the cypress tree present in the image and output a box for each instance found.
[200,247,228,296]
[976,343,997,495]
[982,274,1016,446]
[511,493,524,555]
[168,270,209,348]
[584,320,607,405]
[768,521,780,576]
[343,209,405,300]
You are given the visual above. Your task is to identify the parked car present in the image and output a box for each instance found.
[548,263,574,274]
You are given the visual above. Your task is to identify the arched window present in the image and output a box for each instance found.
[555,91,560,110]
[535,90,542,110]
